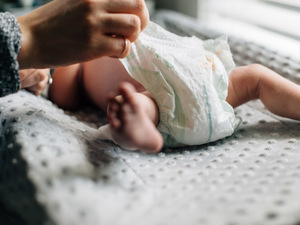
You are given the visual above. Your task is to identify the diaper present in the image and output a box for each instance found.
[118,21,240,148]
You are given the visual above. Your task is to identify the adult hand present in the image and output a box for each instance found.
[17,0,149,69]
[19,69,50,95]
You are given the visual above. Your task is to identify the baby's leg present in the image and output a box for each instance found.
[49,64,84,110]
[107,82,163,153]
[82,57,145,111]
[227,64,300,120]
[50,57,144,111]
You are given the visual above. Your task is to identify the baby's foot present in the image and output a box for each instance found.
[107,82,163,153]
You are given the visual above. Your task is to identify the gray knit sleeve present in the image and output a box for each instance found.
[0,12,21,97]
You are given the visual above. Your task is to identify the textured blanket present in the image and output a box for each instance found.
[1,10,300,225]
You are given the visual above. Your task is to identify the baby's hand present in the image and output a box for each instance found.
[19,69,50,96]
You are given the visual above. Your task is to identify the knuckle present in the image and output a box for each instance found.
[33,73,41,83]
[41,74,48,83]
[81,0,94,12]
[101,15,115,29]
[35,71,47,83]
[133,0,144,10]
[77,2,99,42]
[79,19,95,44]
[84,13,96,29]
[36,82,46,91]
[129,15,141,31]
[247,64,264,73]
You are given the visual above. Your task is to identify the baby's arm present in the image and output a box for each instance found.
[227,64,300,120]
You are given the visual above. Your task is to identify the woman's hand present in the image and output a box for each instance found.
[19,69,50,95]
[17,0,149,69]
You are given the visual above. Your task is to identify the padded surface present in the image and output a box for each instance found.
[1,10,300,225]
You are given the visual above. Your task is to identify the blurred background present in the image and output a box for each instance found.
[157,0,300,59]
[1,0,299,58]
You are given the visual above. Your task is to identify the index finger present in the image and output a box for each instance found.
[103,0,149,30]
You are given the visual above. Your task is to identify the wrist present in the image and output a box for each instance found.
[17,16,36,69]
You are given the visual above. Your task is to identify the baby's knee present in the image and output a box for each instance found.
[232,64,264,75]
[246,63,268,74]
[232,64,267,81]
[230,64,264,99]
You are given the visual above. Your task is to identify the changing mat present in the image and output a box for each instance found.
[1,10,300,225]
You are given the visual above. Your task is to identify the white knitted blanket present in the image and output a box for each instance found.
[1,10,300,225]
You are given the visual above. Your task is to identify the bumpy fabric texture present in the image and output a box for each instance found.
[120,22,240,147]
[2,10,300,225]
[0,12,21,97]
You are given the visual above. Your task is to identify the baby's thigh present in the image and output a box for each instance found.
[82,57,143,110]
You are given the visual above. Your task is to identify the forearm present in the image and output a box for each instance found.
[0,12,21,97]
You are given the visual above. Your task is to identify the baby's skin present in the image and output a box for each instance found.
[50,57,164,152]
[107,82,163,152]
[50,57,300,153]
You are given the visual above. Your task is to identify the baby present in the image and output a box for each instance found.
[49,22,300,153]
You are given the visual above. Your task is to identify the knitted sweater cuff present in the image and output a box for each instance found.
[0,12,21,97]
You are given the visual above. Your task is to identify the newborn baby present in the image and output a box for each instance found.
[49,22,300,153]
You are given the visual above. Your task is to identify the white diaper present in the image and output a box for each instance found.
[118,22,240,148]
